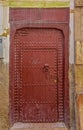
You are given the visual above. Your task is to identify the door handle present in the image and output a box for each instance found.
[43,64,49,72]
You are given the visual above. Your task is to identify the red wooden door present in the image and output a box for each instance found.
[9,8,69,126]
[14,28,64,122]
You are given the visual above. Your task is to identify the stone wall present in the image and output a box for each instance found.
[0,60,9,130]
[75,1,83,130]
[0,0,76,130]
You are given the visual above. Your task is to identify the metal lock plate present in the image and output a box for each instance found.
[0,37,3,58]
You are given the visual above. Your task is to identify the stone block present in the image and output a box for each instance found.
[76,94,83,130]
[75,0,83,7]
[75,8,81,41]
[75,65,83,92]
[76,41,83,64]
[75,8,83,41]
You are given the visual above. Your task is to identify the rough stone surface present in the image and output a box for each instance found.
[76,95,83,130]
[76,41,83,64]
[69,64,75,130]
[75,6,83,130]
[75,0,83,7]
[75,8,83,41]
[75,66,83,93]
[0,59,9,130]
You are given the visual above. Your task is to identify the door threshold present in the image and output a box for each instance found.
[10,122,69,130]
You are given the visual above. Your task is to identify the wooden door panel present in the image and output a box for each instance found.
[13,28,64,122]
[22,51,57,84]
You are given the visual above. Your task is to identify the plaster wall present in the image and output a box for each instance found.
[0,4,3,34]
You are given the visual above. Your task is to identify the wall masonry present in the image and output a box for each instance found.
[75,1,83,129]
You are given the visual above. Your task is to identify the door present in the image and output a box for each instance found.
[13,28,64,122]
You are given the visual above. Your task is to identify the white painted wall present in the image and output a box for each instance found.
[0,5,9,63]
[0,4,3,34]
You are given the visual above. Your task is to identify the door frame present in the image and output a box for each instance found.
[9,8,69,127]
